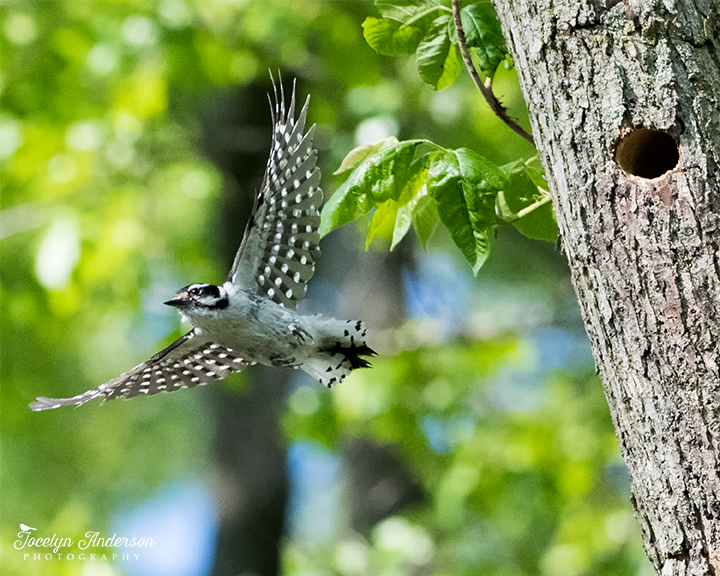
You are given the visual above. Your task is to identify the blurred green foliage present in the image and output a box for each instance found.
[283,316,649,575]
[1,1,649,576]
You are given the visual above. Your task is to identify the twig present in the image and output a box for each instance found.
[513,190,552,219]
[451,0,534,144]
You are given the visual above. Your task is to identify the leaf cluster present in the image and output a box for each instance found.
[321,138,557,275]
[362,0,508,90]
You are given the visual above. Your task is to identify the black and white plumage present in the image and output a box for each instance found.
[30,78,375,412]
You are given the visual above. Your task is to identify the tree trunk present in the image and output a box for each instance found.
[492,0,720,573]
[200,82,289,576]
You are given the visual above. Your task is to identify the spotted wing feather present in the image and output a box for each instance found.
[228,78,322,310]
[29,330,248,411]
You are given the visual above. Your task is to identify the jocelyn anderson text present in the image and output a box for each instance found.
[15,531,155,553]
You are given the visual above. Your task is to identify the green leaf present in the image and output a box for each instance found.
[426,148,507,274]
[334,137,399,175]
[408,186,440,249]
[366,200,400,248]
[320,140,423,236]
[392,199,415,250]
[366,156,430,249]
[496,167,558,242]
[362,17,426,56]
[503,156,546,188]
[460,2,507,77]
[416,16,463,90]
[388,161,431,249]
[452,147,507,224]
[375,0,447,23]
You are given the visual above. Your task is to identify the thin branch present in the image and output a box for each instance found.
[451,0,534,144]
[513,191,552,220]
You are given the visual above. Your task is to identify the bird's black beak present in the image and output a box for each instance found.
[164,291,190,309]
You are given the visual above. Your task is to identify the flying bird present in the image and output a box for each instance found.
[30,78,375,412]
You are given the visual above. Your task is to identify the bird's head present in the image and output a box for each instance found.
[164,284,229,314]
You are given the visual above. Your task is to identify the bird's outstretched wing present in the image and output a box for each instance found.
[29,330,249,411]
[227,77,322,310]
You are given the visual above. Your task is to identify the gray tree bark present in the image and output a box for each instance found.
[492,0,720,574]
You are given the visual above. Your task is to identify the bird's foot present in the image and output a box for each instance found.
[270,355,296,367]
[289,323,313,344]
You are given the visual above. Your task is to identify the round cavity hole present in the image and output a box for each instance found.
[615,128,679,179]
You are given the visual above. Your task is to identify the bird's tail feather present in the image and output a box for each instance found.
[302,319,376,387]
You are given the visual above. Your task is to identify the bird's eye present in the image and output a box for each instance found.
[202,285,220,298]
